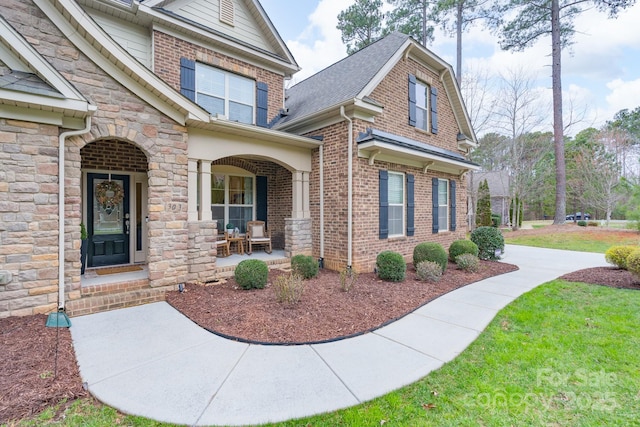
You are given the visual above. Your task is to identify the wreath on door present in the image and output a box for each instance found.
[95,180,124,214]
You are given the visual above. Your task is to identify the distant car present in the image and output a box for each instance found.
[566,212,591,221]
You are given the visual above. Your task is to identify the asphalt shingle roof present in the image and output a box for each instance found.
[280,32,411,124]
[0,69,63,98]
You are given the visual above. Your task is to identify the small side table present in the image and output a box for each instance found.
[228,235,245,255]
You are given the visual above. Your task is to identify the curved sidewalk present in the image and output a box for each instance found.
[70,245,608,426]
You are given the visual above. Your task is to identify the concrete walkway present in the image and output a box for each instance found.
[70,245,608,426]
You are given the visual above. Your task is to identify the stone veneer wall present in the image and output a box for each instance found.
[0,0,191,317]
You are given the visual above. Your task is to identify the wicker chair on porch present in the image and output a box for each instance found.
[216,231,231,257]
[246,221,272,254]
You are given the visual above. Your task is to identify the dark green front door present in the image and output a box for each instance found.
[87,173,130,267]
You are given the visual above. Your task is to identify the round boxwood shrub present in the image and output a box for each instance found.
[626,248,640,279]
[470,226,505,260]
[577,220,587,227]
[234,259,269,290]
[291,254,319,279]
[605,245,636,270]
[376,250,406,282]
[448,239,479,262]
[413,242,447,273]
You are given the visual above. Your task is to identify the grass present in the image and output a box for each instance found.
[505,228,639,253]
[12,281,640,427]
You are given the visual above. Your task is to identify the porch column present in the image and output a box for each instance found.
[188,159,198,221]
[292,171,310,219]
[200,160,212,221]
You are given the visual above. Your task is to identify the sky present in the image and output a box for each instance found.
[259,0,640,136]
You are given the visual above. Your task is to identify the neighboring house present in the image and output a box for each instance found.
[472,171,511,226]
[0,0,477,318]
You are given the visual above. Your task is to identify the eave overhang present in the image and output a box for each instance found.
[357,128,479,176]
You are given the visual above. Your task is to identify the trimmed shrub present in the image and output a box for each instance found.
[449,239,479,262]
[626,248,640,279]
[605,245,636,270]
[416,260,442,282]
[588,221,599,227]
[491,214,501,228]
[273,273,305,304]
[471,226,505,260]
[413,242,447,273]
[455,253,480,273]
[234,259,269,290]
[577,220,587,227]
[376,251,406,282]
[291,254,319,279]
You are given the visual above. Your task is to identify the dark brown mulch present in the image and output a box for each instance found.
[0,314,87,424]
[166,261,519,344]
[560,266,640,290]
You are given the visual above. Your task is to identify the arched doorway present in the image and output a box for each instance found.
[81,139,149,268]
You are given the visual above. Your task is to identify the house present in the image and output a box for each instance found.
[0,0,477,319]
[276,32,479,272]
[472,171,511,226]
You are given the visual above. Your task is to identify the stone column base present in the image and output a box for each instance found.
[284,218,312,258]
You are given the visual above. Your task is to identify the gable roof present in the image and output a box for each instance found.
[0,14,92,128]
[281,32,410,125]
[473,171,510,197]
[277,32,476,146]
[138,0,298,75]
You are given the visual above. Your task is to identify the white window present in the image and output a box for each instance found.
[415,80,429,131]
[388,172,405,236]
[211,170,254,233]
[196,63,255,124]
[438,178,449,231]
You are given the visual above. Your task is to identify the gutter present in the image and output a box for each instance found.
[57,107,96,311]
[340,106,353,269]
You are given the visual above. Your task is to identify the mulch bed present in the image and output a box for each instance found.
[560,266,640,290]
[0,315,87,424]
[166,261,519,344]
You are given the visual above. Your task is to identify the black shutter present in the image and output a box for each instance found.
[256,82,268,127]
[406,174,414,236]
[430,86,438,134]
[450,180,456,231]
[256,176,268,223]
[432,177,439,234]
[180,58,196,102]
[379,170,388,239]
[408,74,417,127]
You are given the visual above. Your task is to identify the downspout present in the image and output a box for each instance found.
[340,106,353,269]
[58,109,95,311]
[319,144,324,265]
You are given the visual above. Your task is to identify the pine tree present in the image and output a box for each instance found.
[476,179,492,227]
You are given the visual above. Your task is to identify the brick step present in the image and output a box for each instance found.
[67,284,172,317]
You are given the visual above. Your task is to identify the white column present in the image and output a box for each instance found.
[302,171,310,219]
[188,159,198,221]
[292,171,304,219]
[200,160,212,221]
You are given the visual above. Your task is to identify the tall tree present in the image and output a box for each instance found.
[337,0,386,54]
[488,0,636,225]
[386,0,435,46]
[460,64,495,135]
[433,0,489,84]
[476,179,492,227]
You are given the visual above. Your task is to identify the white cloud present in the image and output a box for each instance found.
[285,0,355,84]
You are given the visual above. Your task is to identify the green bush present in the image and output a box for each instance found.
[491,214,501,228]
[291,254,319,279]
[626,248,640,279]
[448,239,479,262]
[416,260,442,282]
[413,242,447,273]
[376,251,406,282]
[234,259,269,290]
[455,253,480,273]
[605,245,636,270]
[588,221,599,227]
[470,226,505,260]
[273,273,305,304]
[577,220,587,227]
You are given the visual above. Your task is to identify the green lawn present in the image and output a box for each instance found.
[504,229,639,253]
[16,281,640,427]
